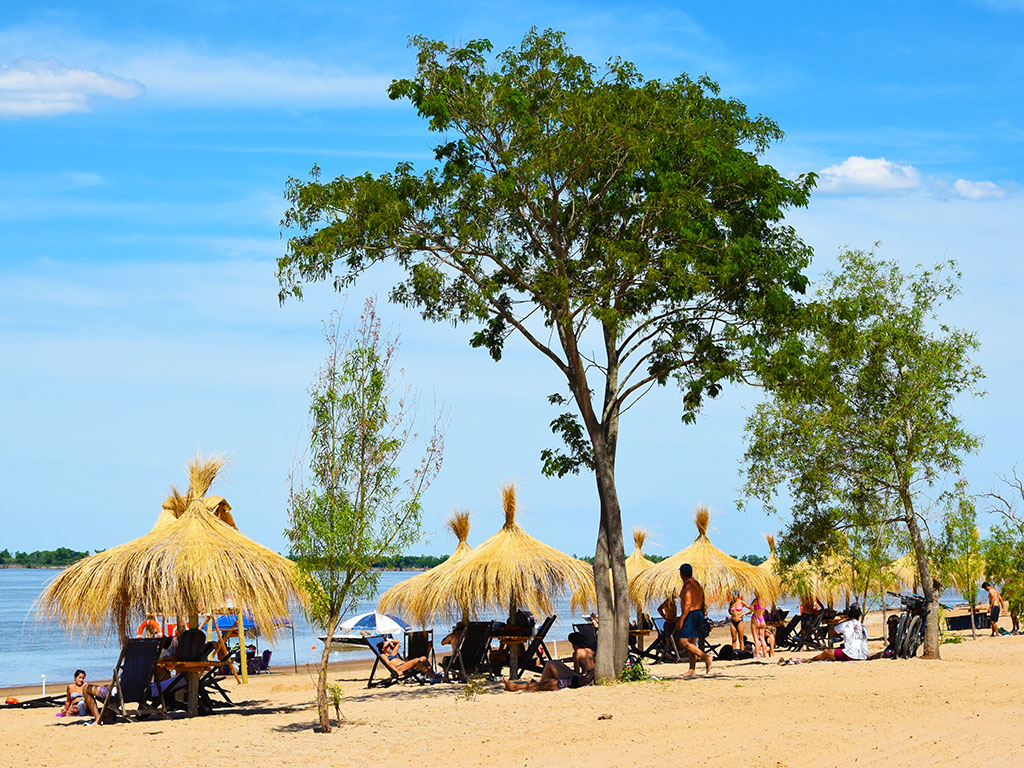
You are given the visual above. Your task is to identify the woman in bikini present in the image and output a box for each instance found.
[728,591,751,651]
[749,593,768,658]
[379,637,435,676]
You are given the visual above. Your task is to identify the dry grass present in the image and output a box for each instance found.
[421,483,595,620]
[39,455,304,644]
[376,509,474,625]
[629,505,781,607]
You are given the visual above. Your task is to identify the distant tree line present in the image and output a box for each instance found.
[0,548,93,567]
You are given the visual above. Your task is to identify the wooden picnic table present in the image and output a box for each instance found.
[156,659,222,718]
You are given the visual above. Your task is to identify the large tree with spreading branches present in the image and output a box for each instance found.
[278,29,815,678]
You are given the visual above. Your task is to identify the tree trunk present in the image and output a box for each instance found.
[903,495,941,659]
[316,613,340,732]
[969,598,976,640]
[591,441,629,680]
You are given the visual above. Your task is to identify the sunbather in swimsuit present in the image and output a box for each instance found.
[728,592,750,650]
[750,595,769,657]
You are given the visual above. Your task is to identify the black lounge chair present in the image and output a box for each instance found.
[781,611,825,652]
[773,614,803,650]
[405,630,435,672]
[641,618,680,663]
[96,638,166,723]
[444,621,493,683]
[514,615,556,677]
[699,615,722,658]
[364,635,432,688]
[571,622,598,652]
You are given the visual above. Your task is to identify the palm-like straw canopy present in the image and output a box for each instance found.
[40,456,304,644]
[423,483,595,619]
[630,506,781,607]
[376,510,474,625]
[625,528,656,581]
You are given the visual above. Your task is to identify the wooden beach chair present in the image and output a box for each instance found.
[444,621,492,683]
[364,635,429,688]
[96,637,167,723]
[514,615,557,677]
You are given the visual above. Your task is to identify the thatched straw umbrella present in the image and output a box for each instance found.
[630,506,781,608]
[426,483,594,677]
[40,456,304,648]
[625,528,656,621]
[376,510,474,626]
[428,484,595,618]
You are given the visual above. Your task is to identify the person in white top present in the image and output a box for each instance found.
[784,606,881,663]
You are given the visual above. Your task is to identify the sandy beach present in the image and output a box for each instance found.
[2,612,1022,768]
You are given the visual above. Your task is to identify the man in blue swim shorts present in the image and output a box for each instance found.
[677,563,712,677]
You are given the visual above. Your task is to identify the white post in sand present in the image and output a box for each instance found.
[41,674,45,696]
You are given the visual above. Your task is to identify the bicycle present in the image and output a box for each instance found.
[885,591,928,658]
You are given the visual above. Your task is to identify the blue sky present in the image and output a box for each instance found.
[2,1,1022,561]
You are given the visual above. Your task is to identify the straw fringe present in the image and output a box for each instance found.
[377,509,475,625]
[630,505,780,607]
[421,483,596,620]
[39,455,303,644]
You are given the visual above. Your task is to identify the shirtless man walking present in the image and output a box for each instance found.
[677,563,712,677]
[982,582,1007,637]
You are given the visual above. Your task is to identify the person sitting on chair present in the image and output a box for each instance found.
[379,636,434,676]
[440,621,465,671]
[502,632,594,692]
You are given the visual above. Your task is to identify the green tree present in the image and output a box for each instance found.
[936,482,985,639]
[743,249,984,659]
[983,469,1024,627]
[286,299,445,733]
[277,29,814,678]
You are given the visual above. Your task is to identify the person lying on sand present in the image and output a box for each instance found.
[58,669,107,724]
[779,606,883,663]
[502,632,594,692]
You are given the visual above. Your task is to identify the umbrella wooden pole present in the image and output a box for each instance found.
[238,609,248,684]
[508,598,521,681]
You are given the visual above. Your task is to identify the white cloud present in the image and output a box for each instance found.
[817,156,922,194]
[0,57,142,118]
[953,178,1008,200]
[118,47,392,106]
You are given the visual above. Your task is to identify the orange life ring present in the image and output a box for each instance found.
[137,618,163,637]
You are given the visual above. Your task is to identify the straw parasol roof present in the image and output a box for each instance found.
[40,455,304,644]
[625,528,656,582]
[376,510,475,625]
[423,483,595,619]
[630,506,780,607]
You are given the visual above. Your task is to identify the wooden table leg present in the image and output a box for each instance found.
[186,670,200,717]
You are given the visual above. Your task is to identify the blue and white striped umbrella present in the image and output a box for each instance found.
[339,611,411,635]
